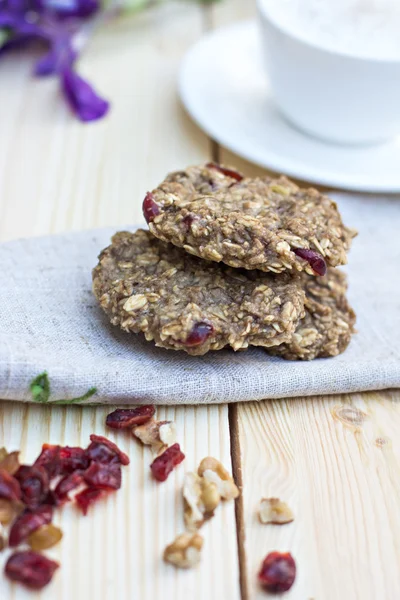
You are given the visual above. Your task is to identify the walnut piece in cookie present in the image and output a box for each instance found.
[268,268,356,360]
[259,498,294,525]
[163,532,203,569]
[92,229,306,356]
[144,164,356,275]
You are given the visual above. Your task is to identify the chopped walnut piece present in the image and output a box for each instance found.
[28,524,63,551]
[0,499,23,526]
[0,525,5,552]
[163,532,203,569]
[133,420,177,453]
[198,457,239,501]
[259,498,294,525]
[0,451,20,476]
[183,472,220,531]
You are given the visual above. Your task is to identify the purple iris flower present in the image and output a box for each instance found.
[0,0,109,122]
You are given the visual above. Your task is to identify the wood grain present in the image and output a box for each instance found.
[235,391,400,600]
[0,402,240,600]
[0,1,398,599]
[0,4,240,599]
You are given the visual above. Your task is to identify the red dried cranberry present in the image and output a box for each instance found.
[184,322,214,347]
[182,214,197,231]
[9,505,53,547]
[15,465,49,509]
[106,406,155,430]
[59,446,89,474]
[54,471,84,504]
[206,162,243,182]
[86,434,130,466]
[150,443,185,482]
[43,490,58,506]
[5,550,59,590]
[34,444,89,478]
[293,247,327,276]
[143,192,160,223]
[0,469,21,501]
[83,461,122,490]
[34,444,61,478]
[75,488,104,516]
[258,551,296,593]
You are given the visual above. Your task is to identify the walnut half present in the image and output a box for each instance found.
[198,457,239,501]
[259,498,294,525]
[183,472,220,531]
[133,419,176,453]
[163,532,203,569]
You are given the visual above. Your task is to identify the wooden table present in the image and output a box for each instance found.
[1,2,399,599]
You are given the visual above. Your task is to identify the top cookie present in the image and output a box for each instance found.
[143,163,356,276]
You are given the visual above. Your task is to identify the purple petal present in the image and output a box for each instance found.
[60,66,109,122]
[0,13,19,27]
[34,37,75,75]
[42,0,99,18]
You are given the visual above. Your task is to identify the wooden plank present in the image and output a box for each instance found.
[208,6,399,598]
[235,391,400,600]
[0,3,209,241]
[0,4,240,599]
[0,402,240,600]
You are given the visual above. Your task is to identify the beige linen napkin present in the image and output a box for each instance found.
[0,192,399,405]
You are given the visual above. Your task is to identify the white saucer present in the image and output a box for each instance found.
[179,21,400,193]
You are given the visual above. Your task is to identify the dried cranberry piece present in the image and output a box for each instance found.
[54,471,84,505]
[9,505,53,547]
[86,434,130,466]
[206,162,243,182]
[293,247,327,276]
[184,322,214,347]
[182,214,197,231]
[106,406,155,429]
[143,192,160,223]
[15,465,50,509]
[34,444,61,478]
[43,490,58,507]
[0,469,21,501]
[34,444,89,478]
[59,446,89,474]
[150,443,185,482]
[83,461,122,490]
[75,488,104,516]
[5,550,59,590]
[258,551,296,593]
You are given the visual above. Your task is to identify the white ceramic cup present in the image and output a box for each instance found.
[257,0,400,145]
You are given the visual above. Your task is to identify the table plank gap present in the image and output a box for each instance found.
[228,403,249,600]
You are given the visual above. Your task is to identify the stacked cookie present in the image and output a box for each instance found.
[93,164,356,360]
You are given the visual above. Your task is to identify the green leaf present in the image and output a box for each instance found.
[29,373,97,405]
[52,387,98,405]
[30,372,50,403]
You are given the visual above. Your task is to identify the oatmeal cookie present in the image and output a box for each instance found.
[268,269,356,360]
[92,229,306,356]
[143,163,356,276]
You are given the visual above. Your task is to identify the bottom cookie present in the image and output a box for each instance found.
[92,230,306,356]
[268,269,356,360]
